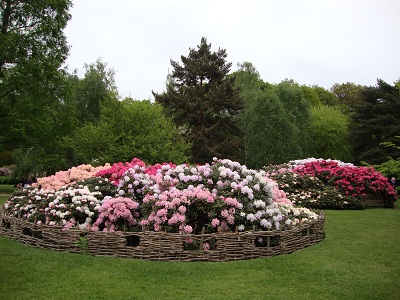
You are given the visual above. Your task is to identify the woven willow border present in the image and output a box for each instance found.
[361,194,386,207]
[0,208,325,262]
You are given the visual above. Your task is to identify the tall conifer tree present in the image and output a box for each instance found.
[351,79,400,165]
[153,37,243,164]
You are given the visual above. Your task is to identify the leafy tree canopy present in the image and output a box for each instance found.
[311,85,339,106]
[310,105,352,161]
[330,82,364,112]
[64,99,190,166]
[0,0,71,95]
[301,85,322,107]
[273,79,314,159]
[0,0,72,175]
[72,58,118,125]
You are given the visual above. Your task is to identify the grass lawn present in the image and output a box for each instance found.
[0,184,19,195]
[0,186,399,300]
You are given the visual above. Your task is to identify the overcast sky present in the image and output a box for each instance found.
[64,0,400,100]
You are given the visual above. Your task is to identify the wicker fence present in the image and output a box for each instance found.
[0,208,325,262]
[361,194,387,208]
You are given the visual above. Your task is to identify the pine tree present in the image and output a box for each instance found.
[153,37,243,164]
[351,79,400,165]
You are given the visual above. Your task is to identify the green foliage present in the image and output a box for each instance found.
[0,0,72,140]
[273,80,314,160]
[376,159,400,178]
[75,235,89,254]
[301,85,322,106]
[311,85,339,106]
[330,82,364,112]
[0,151,13,166]
[245,89,297,167]
[0,176,14,184]
[373,158,400,189]
[350,80,400,165]
[0,0,71,79]
[234,63,317,167]
[310,105,352,161]
[0,0,74,177]
[73,59,118,125]
[370,136,400,188]
[233,62,274,167]
[65,99,190,165]
[12,147,69,178]
[154,37,243,164]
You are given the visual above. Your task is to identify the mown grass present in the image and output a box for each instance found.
[0,184,18,195]
[0,186,399,300]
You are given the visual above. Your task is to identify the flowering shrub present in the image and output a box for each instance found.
[91,197,140,232]
[265,158,397,209]
[265,177,293,205]
[289,158,354,168]
[0,167,11,177]
[95,158,146,185]
[116,167,154,203]
[4,185,105,230]
[293,160,397,199]
[141,186,242,234]
[3,158,320,234]
[265,165,362,209]
[33,164,111,191]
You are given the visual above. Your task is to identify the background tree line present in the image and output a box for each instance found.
[1,1,399,181]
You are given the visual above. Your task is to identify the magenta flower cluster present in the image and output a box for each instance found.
[293,160,397,198]
[95,158,147,185]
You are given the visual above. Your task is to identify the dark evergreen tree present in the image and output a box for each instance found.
[153,37,243,164]
[351,79,400,165]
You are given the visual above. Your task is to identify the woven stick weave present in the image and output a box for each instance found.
[0,208,325,262]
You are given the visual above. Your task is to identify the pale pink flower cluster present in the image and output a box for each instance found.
[143,187,208,232]
[34,164,110,191]
[265,178,293,205]
[91,196,140,232]
[143,186,240,233]
[63,218,76,231]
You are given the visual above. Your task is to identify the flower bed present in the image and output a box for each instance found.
[264,158,397,209]
[0,158,325,261]
[0,206,325,261]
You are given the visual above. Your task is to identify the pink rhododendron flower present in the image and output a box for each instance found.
[34,164,110,191]
[91,197,139,232]
[183,225,193,234]
[203,242,210,251]
[211,218,220,227]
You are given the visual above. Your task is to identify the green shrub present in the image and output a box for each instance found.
[0,176,15,185]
